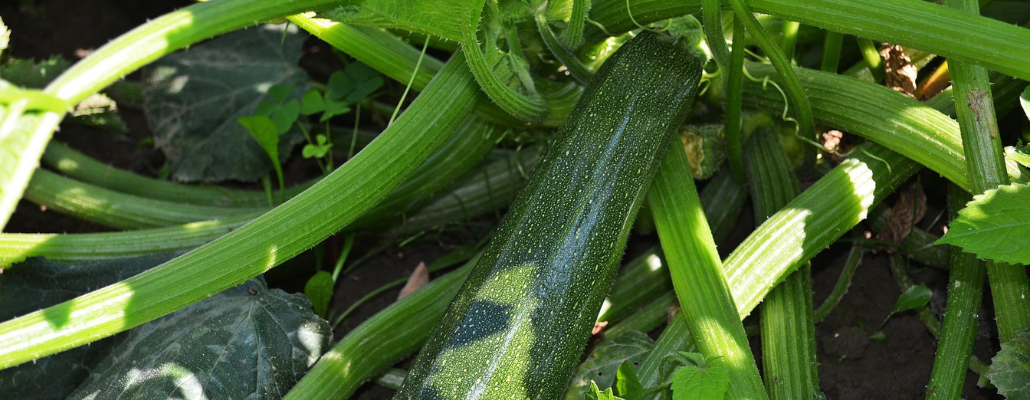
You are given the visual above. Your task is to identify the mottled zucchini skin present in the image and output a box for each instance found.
[395,31,704,400]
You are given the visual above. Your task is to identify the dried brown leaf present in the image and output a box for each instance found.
[397,262,429,300]
[878,183,927,252]
[880,44,918,97]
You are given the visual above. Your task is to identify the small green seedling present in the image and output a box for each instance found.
[238,114,284,202]
[880,284,933,329]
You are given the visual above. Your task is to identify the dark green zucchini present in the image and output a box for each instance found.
[395,31,704,399]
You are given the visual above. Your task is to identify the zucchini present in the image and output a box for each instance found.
[396,31,703,399]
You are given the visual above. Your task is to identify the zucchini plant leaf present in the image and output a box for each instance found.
[1020,86,1029,121]
[670,354,729,400]
[304,270,334,318]
[143,24,309,182]
[891,285,933,314]
[986,328,1030,400]
[614,362,645,399]
[566,330,654,400]
[938,182,1030,264]
[238,115,281,168]
[322,0,465,42]
[327,63,383,103]
[67,278,331,400]
[0,56,71,88]
[0,253,180,400]
[586,381,626,400]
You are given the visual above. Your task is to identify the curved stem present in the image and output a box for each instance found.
[0,54,481,370]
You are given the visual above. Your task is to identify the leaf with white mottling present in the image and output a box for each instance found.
[67,278,332,400]
[143,24,308,182]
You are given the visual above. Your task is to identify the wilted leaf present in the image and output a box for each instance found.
[670,355,729,400]
[879,44,917,97]
[566,331,654,400]
[67,278,331,400]
[0,253,180,400]
[892,285,932,314]
[304,271,334,318]
[938,182,1030,264]
[986,329,1030,400]
[398,261,430,300]
[878,183,926,252]
[143,24,309,182]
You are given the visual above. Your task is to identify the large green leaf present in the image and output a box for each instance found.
[566,331,654,400]
[987,328,1030,399]
[0,253,180,400]
[67,277,331,400]
[939,182,1030,264]
[143,24,309,182]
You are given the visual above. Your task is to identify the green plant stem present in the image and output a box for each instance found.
[0,53,480,370]
[819,31,843,73]
[600,169,747,324]
[926,184,988,400]
[726,142,921,319]
[589,0,1030,84]
[286,16,518,128]
[24,170,261,229]
[702,0,730,67]
[649,141,768,400]
[726,0,817,170]
[536,12,593,84]
[285,263,475,400]
[780,20,801,61]
[943,0,1030,343]
[739,62,1029,192]
[0,0,346,232]
[560,0,590,48]
[725,17,747,184]
[41,140,313,207]
[855,37,885,82]
[2,143,520,269]
[0,216,255,267]
[813,244,866,322]
[745,130,819,399]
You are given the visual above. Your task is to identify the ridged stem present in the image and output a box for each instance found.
[942,0,1030,342]
[925,185,987,400]
[745,130,820,399]
[0,54,481,370]
[725,17,748,184]
[650,141,768,400]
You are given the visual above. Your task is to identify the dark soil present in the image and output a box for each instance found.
[0,1,1014,399]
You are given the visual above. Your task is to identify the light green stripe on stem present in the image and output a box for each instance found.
[745,130,819,400]
[0,54,480,370]
[941,0,1030,343]
[649,141,768,400]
